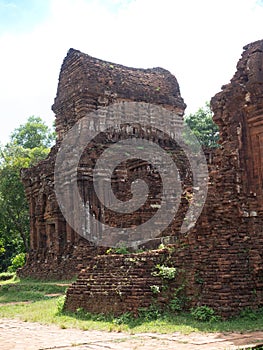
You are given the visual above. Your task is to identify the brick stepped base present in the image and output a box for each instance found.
[64,249,181,316]
[64,225,263,318]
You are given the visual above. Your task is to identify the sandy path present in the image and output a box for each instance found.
[0,318,263,349]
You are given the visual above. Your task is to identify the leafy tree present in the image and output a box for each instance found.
[10,116,55,149]
[184,103,219,148]
[0,116,54,272]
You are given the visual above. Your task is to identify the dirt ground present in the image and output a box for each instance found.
[0,318,263,350]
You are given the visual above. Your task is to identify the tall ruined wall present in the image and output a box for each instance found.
[65,40,263,317]
[212,40,263,209]
[20,49,187,279]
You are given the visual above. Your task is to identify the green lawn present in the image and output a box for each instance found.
[0,274,263,335]
[0,280,68,303]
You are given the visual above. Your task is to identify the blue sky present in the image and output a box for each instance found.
[0,0,263,144]
[0,0,49,33]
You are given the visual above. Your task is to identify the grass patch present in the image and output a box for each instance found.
[0,272,16,281]
[0,275,70,303]
[1,299,263,334]
[0,272,16,283]
[0,276,263,335]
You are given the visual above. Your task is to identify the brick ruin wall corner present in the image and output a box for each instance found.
[64,40,263,317]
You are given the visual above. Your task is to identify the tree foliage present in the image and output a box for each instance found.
[10,116,55,149]
[184,103,219,148]
[0,116,54,272]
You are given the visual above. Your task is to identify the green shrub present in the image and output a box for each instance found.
[169,285,188,312]
[169,296,184,312]
[190,305,219,322]
[138,304,162,321]
[240,308,259,320]
[7,252,26,272]
[57,295,66,314]
[150,285,161,294]
[152,264,177,280]
[113,312,132,325]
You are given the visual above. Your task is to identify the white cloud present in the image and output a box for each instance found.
[0,0,263,144]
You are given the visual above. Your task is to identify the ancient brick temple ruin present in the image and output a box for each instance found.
[20,49,188,277]
[20,40,263,317]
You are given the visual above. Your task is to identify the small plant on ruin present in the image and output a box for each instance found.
[169,285,188,312]
[169,296,183,312]
[190,305,220,322]
[152,264,177,280]
[106,244,130,255]
[150,285,161,294]
[134,248,145,253]
[194,271,204,284]
[183,190,193,204]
